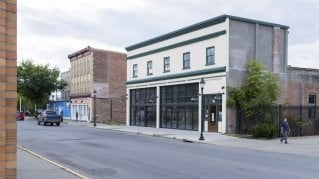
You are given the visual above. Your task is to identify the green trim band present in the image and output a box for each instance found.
[125,14,289,51]
[127,30,226,60]
[126,66,226,85]
[126,15,227,51]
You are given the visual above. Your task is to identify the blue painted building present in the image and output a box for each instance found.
[47,100,71,119]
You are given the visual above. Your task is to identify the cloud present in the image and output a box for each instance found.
[18,34,124,72]
[18,0,319,72]
[289,39,319,69]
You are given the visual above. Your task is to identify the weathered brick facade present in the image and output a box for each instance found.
[93,50,127,123]
[0,0,17,178]
[278,67,319,106]
[69,47,127,124]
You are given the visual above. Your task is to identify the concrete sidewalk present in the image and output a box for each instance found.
[17,146,87,179]
[67,119,319,159]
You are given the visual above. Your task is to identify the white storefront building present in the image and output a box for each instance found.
[126,15,288,133]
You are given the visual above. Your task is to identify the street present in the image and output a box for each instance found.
[18,120,319,179]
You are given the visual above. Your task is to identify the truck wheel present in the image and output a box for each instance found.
[56,122,60,126]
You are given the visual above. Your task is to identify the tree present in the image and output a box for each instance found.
[227,60,280,110]
[227,60,281,138]
[17,60,67,113]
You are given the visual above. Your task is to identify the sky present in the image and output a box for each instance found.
[18,0,319,72]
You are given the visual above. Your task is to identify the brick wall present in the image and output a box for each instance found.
[108,52,126,123]
[93,50,127,124]
[279,68,319,106]
[0,0,17,178]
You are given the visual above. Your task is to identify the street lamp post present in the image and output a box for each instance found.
[93,89,97,127]
[199,78,205,140]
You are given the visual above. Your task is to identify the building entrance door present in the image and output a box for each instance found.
[207,105,218,132]
[204,94,222,132]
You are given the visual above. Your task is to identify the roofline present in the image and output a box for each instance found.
[68,46,92,59]
[68,46,126,59]
[288,66,319,73]
[125,14,289,51]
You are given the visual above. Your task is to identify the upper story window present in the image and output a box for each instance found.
[309,95,317,119]
[183,52,190,69]
[147,61,153,76]
[163,57,170,72]
[206,47,215,65]
[309,95,316,105]
[133,64,138,78]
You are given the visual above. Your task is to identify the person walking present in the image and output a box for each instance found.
[75,111,78,121]
[280,117,290,144]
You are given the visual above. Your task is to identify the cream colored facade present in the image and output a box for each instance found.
[126,17,229,133]
[69,50,94,122]
[70,54,93,95]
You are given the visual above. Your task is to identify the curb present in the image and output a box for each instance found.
[17,146,89,179]
[66,122,319,159]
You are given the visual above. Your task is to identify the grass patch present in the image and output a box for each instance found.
[225,133,254,139]
[104,120,125,125]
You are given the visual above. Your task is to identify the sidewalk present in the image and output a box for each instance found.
[67,119,319,158]
[17,147,85,179]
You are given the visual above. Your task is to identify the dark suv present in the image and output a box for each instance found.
[37,110,62,126]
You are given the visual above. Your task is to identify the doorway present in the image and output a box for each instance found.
[207,105,218,132]
[204,94,222,132]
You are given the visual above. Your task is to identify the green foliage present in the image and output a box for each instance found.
[227,60,280,111]
[17,59,66,108]
[251,122,277,138]
[227,87,245,108]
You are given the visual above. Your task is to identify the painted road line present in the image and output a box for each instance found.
[17,146,89,179]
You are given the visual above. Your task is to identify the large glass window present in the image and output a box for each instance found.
[147,61,153,76]
[160,83,198,130]
[164,57,170,72]
[133,64,138,78]
[206,47,215,65]
[183,52,190,69]
[130,88,156,127]
[309,95,317,119]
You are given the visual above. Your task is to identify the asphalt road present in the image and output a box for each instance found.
[18,120,319,179]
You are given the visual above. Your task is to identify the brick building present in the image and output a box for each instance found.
[0,0,17,178]
[279,66,319,106]
[69,46,127,124]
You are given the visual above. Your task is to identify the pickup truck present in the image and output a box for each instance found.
[37,110,62,126]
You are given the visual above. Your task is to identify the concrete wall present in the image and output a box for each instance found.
[226,19,288,133]
[228,19,288,73]
[0,0,17,178]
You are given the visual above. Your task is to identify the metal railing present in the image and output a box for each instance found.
[236,105,319,137]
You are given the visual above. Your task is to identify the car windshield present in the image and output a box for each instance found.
[46,111,57,115]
